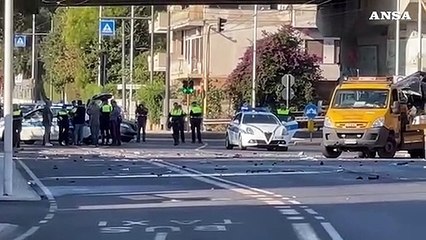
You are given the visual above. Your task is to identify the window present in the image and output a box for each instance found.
[334,40,340,64]
[332,89,389,109]
[233,113,242,123]
[242,114,280,125]
[180,31,184,55]
[305,40,324,63]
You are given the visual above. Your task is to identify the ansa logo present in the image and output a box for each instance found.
[369,11,412,21]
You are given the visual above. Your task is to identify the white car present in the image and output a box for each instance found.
[225,110,298,151]
[0,106,90,144]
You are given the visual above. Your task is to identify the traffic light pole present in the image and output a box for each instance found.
[203,24,213,116]
[164,6,171,119]
[121,20,127,115]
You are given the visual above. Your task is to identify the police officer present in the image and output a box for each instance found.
[276,103,290,122]
[100,99,112,145]
[135,103,148,142]
[189,101,203,144]
[177,104,186,143]
[168,102,184,146]
[12,104,23,148]
[57,105,70,146]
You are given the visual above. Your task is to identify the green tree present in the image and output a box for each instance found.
[206,79,224,119]
[227,26,322,110]
[137,80,165,125]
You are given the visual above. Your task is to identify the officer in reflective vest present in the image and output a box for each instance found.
[57,105,70,146]
[100,99,112,145]
[12,104,23,148]
[189,101,203,144]
[168,102,185,146]
[276,104,290,122]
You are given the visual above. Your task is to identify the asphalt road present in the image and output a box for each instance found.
[3,139,426,240]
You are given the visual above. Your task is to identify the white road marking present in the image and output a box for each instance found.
[275,205,291,209]
[154,232,168,240]
[37,169,335,180]
[300,206,308,208]
[321,222,344,240]
[257,197,274,201]
[18,160,54,201]
[305,209,319,215]
[287,216,305,220]
[98,221,108,227]
[279,209,300,215]
[13,227,40,240]
[273,194,283,198]
[315,216,325,220]
[264,200,285,205]
[195,143,208,150]
[44,214,54,220]
[233,188,258,195]
[38,220,47,224]
[289,200,301,204]
[251,194,267,198]
[292,223,321,240]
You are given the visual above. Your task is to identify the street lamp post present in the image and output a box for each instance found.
[395,0,400,75]
[2,0,14,195]
[129,6,135,117]
[251,5,258,108]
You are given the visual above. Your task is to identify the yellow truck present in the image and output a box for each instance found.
[322,73,426,158]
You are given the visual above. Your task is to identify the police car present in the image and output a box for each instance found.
[225,107,298,151]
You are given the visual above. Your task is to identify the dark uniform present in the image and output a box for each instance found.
[12,108,23,148]
[69,104,77,145]
[178,105,186,143]
[57,107,70,146]
[100,102,112,145]
[135,105,148,142]
[189,102,203,144]
[168,106,185,146]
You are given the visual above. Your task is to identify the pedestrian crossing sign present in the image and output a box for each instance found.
[14,35,27,48]
[99,20,116,37]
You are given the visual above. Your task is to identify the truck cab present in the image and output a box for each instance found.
[322,76,405,158]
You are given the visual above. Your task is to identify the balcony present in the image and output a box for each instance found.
[148,52,166,72]
[149,11,168,34]
[171,6,205,30]
[171,58,203,79]
[319,64,340,81]
[292,6,317,28]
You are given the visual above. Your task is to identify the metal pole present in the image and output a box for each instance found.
[203,25,212,117]
[129,6,135,118]
[31,14,36,80]
[164,6,171,117]
[3,0,13,195]
[121,20,127,114]
[150,6,155,83]
[251,5,258,108]
[395,0,400,75]
[418,0,423,71]
[97,6,102,86]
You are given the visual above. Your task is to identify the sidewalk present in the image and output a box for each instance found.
[0,156,41,201]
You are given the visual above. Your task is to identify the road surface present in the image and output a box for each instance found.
[2,139,426,240]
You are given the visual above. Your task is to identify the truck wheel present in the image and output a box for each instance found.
[408,149,424,158]
[377,138,397,158]
[321,145,342,158]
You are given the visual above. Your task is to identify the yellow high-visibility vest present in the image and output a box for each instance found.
[191,106,202,114]
[277,108,289,115]
[171,109,183,116]
[101,104,112,113]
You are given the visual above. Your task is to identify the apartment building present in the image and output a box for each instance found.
[149,4,341,98]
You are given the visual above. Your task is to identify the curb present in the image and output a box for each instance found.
[293,141,321,146]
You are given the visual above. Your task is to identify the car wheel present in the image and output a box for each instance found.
[23,140,35,145]
[279,146,288,151]
[225,134,233,150]
[238,135,247,150]
[409,149,424,158]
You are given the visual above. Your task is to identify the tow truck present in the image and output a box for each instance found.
[322,72,426,158]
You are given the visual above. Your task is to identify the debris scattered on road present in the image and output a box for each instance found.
[233,154,242,158]
[320,161,324,165]
[368,175,379,180]
[356,176,363,180]
[108,167,112,170]
[396,162,408,166]
[53,165,58,170]
[214,167,228,171]
[68,180,76,184]
[298,152,304,156]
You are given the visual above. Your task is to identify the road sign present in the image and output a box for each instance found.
[14,35,26,48]
[304,103,318,120]
[99,19,116,36]
[281,87,295,100]
[282,74,295,87]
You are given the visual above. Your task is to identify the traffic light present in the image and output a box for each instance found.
[181,80,195,94]
[217,17,227,33]
[188,80,194,94]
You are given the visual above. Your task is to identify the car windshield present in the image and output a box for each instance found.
[242,114,279,124]
[332,89,389,108]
